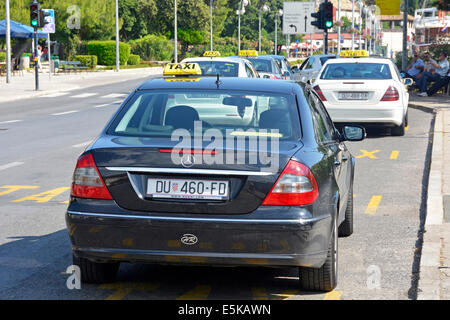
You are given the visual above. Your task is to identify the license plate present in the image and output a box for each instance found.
[338,92,369,100]
[147,179,229,200]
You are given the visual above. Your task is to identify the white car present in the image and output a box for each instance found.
[312,55,412,136]
[180,57,259,78]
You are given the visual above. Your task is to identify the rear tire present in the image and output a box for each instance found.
[299,216,338,292]
[392,116,406,136]
[338,186,354,237]
[73,254,119,284]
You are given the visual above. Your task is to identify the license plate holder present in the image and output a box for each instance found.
[147,178,229,200]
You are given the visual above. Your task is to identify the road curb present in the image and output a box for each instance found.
[417,109,444,300]
[409,103,436,114]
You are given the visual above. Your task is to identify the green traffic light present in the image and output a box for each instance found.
[325,21,333,28]
[31,20,38,26]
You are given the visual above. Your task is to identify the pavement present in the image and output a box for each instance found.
[409,93,450,299]
[0,67,163,103]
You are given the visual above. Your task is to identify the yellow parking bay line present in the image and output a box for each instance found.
[390,151,400,160]
[324,290,343,300]
[252,287,268,300]
[405,126,409,131]
[176,285,212,300]
[99,282,160,300]
[365,196,382,215]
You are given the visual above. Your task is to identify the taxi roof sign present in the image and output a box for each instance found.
[238,50,258,57]
[339,50,369,58]
[163,63,202,76]
[203,51,221,57]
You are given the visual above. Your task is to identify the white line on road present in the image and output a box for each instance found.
[0,120,22,125]
[51,110,79,116]
[72,141,92,148]
[70,93,97,98]
[93,104,111,108]
[0,162,24,172]
[111,100,123,105]
[101,94,127,99]
[45,92,69,98]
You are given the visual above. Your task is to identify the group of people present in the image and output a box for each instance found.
[404,50,449,97]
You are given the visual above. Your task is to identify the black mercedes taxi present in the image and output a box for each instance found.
[66,63,365,292]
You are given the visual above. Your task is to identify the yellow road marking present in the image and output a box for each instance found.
[324,290,343,300]
[177,285,212,300]
[273,289,299,300]
[60,200,69,204]
[356,150,380,159]
[365,195,382,215]
[99,282,160,300]
[405,126,409,131]
[13,187,69,203]
[0,185,39,196]
[390,151,400,160]
[252,287,268,300]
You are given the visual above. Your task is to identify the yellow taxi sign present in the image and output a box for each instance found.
[203,51,221,57]
[339,50,369,58]
[238,50,258,57]
[163,63,202,76]
[164,78,201,82]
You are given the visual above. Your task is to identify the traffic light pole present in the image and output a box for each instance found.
[324,28,328,55]
[34,28,39,91]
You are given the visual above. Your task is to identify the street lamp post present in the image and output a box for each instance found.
[274,9,283,55]
[259,4,269,53]
[174,0,178,62]
[351,0,355,50]
[237,0,249,52]
[115,0,119,72]
[337,0,341,55]
[210,0,213,51]
[5,0,11,83]
[358,1,363,50]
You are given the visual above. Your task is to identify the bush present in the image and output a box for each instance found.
[73,55,98,69]
[87,41,130,66]
[0,52,6,62]
[127,54,140,65]
[129,35,173,61]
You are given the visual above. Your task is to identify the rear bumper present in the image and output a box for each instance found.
[324,104,405,127]
[66,200,332,268]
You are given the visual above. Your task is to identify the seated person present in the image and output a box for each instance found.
[417,52,449,97]
[403,51,424,81]
[427,70,450,97]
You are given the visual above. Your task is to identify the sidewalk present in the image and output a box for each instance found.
[0,67,163,103]
[410,93,450,299]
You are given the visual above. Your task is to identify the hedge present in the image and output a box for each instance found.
[129,35,173,61]
[127,54,140,65]
[0,52,6,62]
[73,55,98,69]
[87,41,130,66]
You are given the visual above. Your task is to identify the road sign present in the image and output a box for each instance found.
[283,1,318,35]
[42,9,55,33]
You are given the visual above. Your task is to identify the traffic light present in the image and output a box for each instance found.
[324,2,334,29]
[39,9,51,28]
[311,2,325,30]
[30,2,40,28]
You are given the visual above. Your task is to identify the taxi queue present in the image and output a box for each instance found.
[65,48,408,292]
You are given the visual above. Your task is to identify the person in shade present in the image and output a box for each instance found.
[417,52,449,97]
[403,50,424,81]
[427,70,450,97]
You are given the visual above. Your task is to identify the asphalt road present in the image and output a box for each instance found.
[0,79,434,300]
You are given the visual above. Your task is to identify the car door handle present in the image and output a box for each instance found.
[342,157,349,162]
[334,160,341,166]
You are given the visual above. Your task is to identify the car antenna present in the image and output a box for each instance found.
[216,73,221,88]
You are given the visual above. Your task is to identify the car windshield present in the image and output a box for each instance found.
[319,56,336,65]
[250,59,276,73]
[188,61,239,77]
[107,90,301,140]
[320,63,392,79]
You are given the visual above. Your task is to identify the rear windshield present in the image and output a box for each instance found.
[250,59,277,73]
[319,56,336,65]
[107,90,301,141]
[320,63,392,79]
[187,61,239,77]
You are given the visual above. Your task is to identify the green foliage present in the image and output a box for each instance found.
[129,34,173,61]
[127,54,141,65]
[119,0,157,41]
[73,55,98,69]
[428,42,450,60]
[87,41,130,66]
[0,52,6,62]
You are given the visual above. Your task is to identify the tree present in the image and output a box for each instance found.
[119,0,157,41]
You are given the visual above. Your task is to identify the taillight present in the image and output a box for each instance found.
[270,74,280,80]
[313,85,327,101]
[381,86,399,101]
[262,160,318,206]
[71,153,112,200]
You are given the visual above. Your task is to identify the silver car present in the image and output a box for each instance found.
[293,54,337,83]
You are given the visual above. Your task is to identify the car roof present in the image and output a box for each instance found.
[136,77,301,94]
[181,57,245,64]
[230,55,275,61]
[325,57,393,64]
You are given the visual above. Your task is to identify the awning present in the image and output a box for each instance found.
[0,20,48,39]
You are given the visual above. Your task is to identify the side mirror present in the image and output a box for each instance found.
[402,78,414,86]
[306,79,312,85]
[283,71,291,77]
[341,125,366,142]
